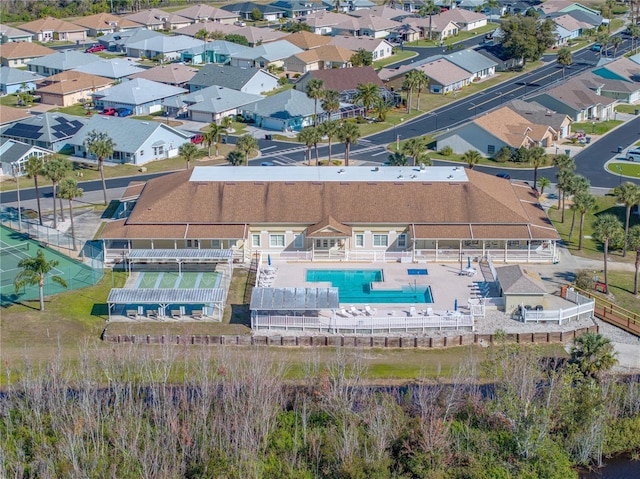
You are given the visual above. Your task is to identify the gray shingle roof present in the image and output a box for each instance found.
[244,88,321,118]
[233,40,302,61]
[443,49,498,74]
[126,34,204,53]
[67,115,191,153]
[0,138,48,164]
[92,78,187,105]
[26,50,101,71]
[0,112,87,144]
[71,58,145,79]
[0,66,44,86]
[99,27,165,48]
[496,265,547,295]
[184,85,263,113]
[189,64,269,90]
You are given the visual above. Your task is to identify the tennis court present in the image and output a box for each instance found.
[134,271,221,290]
[1,225,102,306]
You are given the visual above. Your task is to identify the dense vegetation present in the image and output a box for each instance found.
[1,340,639,478]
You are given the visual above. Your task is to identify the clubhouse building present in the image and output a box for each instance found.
[100,166,560,264]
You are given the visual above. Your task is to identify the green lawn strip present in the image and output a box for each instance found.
[406,24,496,48]
[571,120,623,135]
[605,162,640,179]
[603,271,640,313]
[615,104,640,114]
[53,104,92,116]
[373,50,418,68]
[92,221,107,240]
[263,83,294,96]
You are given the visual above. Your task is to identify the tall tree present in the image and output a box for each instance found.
[628,225,640,295]
[500,16,556,66]
[353,82,381,112]
[556,47,573,78]
[418,0,437,40]
[194,28,209,41]
[628,23,640,54]
[205,122,225,157]
[221,116,233,143]
[58,178,83,251]
[403,70,420,114]
[566,175,590,241]
[321,89,340,120]
[349,48,373,66]
[573,191,597,251]
[570,332,617,380]
[297,126,321,166]
[43,156,71,229]
[537,176,551,196]
[337,122,360,166]
[612,182,640,257]
[414,70,429,111]
[557,169,575,223]
[226,150,244,166]
[14,249,68,311]
[401,137,427,166]
[592,213,624,294]
[387,151,408,166]
[553,154,576,219]
[24,155,45,226]
[305,78,325,127]
[319,120,340,164]
[528,145,547,191]
[372,96,391,121]
[610,35,623,57]
[462,149,482,169]
[236,134,259,166]
[84,130,115,206]
[178,142,199,170]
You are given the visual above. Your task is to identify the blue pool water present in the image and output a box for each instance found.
[306,269,433,304]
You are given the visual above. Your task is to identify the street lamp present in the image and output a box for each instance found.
[11,162,22,231]
[616,165,622,185]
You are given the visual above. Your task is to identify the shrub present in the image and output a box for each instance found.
[574,270,595,290]
[439,145,453,156]
[494,146,513,163]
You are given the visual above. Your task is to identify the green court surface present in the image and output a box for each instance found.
[199,273,220,288]
[135,272,220,289]
[1,225,103,306]
[137,272,159,288]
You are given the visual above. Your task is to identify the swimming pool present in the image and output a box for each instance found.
[306,269,433,304]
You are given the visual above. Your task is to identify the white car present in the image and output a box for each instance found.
[626,148,640,162]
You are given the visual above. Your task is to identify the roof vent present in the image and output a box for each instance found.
[447,175,454,179]
[453,166,459,171]
[397,175,404,179]
[410,174,417,179]
[338,168,345,173]
[141,121,149,124]
[372,166,379,171]
[419,163,426,170]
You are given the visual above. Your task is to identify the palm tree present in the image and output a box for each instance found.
[566,174,590,239]
[305,78,325,126]
[627,225,640,295]
[612,182,640,257]
[570,332,617,380]
[611,35,623,57]
[221,116,233,143]
[319,120,340,164]
[205,122,225,157]
[553,154,576,220]
[84,130,115,206]
[414,70,429,111]
[24,155,45,226]
[58,178,83,251]
[592,213,624,294]
[527,145,547,191]
[236,134,259,166]
[556,47,572,78]
[338,122,360,166]
[178,142,199,170]
[537,177,551,196]
[14,249,68,311]
[556,169,575,223]
[297,126,321,165]
[419,0,437,41]
[415,152,432,166]
[401,137,427,166]
[387,151,408,166]
[353,82,381,112]
[194,28,209,41]
[372,96,391,122]
[321,89,340,120]
[462,149,482,169]
[403,70,419,114]
[43,156,71,229]
[573,191,597,251]
[226,150,244,166]
[628,23,640,54]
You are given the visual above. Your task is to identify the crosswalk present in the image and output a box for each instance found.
[256,140,387,165]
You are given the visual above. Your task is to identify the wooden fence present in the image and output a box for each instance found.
[102,325,599,349]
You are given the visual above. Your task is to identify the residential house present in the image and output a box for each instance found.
[442,49,497,80]
[551,13,595,46]
[99,166,560,265]
[26,50,100,76]
[456,0,486,11]
[537,0,600,17]
[0,105,31,128]
[18,16,87,43]
[297,11,349,35]
[592,57,640,83]
[0,23,33,43]
[0,67,43,94]
[380,57,471,94]
[183,85,263,123]
[285,30,333,50]
[0,138,51,178]
[72,13,141,37]
[271,0,327,18]
[129,63,199,87]
[125,34,204,61]
[329,36,394,61]
[221,2,288,22]
[0,112,87,151]
[528,81,616,121]
[123,9,190,30]
[69,115,192,165]
[35,71,112,107]
[574,70,640,105]
[0,42,55,67]
[332,14,402,39]
[437,8,487,31]
[477,43,524,72]
[228,40,302,68]
[242,88,322,131]
[346,0,377,11]
[72,58,146,81]
[285,45,354,73]
[505,99,572,139]
[173,3,238,24]
[180,40,254,65]
[98,27,166,52]
[92,78,187,116]
[188,64,279,94]
[436,107,557,156]
[176,23,289,46]
[405,15,459,41]
[349,5,410,21]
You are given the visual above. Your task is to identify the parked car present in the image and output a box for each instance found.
[260,162,276,166]
[626,148,640,162]
[190,134,204,144]
[115,107,132,117]
[591,42,601,52]
[101,107,117,116]
[85,44,106,53]
[495,172,511,179]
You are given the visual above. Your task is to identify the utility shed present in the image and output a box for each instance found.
[495,264,547,312]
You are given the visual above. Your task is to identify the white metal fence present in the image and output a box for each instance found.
[522,289,594,324]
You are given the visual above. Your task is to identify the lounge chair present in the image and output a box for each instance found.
[192,309,203,319]
[426,307,434,316]
[364,305,377,316]
[147,309,158,320]
[339,308,353,318]
[171,310,181,319]
[409,306,417,317]
[350,305,363,316]
[126,309,138,320]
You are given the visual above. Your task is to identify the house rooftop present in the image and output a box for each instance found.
[129,63,198,84]
[36,70,112,94]
[0,42,55,59]
[19,16,86,33]
[92,77,187,104]
[299,65,383,91]
[26,50,101,70]
[72,12,141,30]
[283,30,332,50]
[0,66,44,85]
[72,58,145,79]
[188,64,275,90]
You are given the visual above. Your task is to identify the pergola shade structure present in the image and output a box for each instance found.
[126,248,233,274]
[107,288,226,321]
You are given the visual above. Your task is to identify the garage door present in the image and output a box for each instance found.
[262,117,285,131]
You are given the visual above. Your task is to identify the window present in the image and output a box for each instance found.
[186,239,199,248]
[355,234,364,247]
[487,145,495,155]
[397,234,407,248]
[373,234,388,247]
[293,234,303,248]
[251,234,261,247]
[269,234,285,247]
[211,239,221,248]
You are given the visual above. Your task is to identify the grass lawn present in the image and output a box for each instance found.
[373,50,418,68]
[605,161,640,180]
[263,83,294,96]
[601,271,640,313]
[406,24,496,48]
[0,93,28,108]
[53,104,92,116]
[615,104,640,114]
[571,120,623,135]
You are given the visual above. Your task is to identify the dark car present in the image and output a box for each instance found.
[101,107,117,116]
[115,107,132,117]
[190,134,204,144]
[260,161,276,166]
[495,172,511,180]
[85,44,105,53]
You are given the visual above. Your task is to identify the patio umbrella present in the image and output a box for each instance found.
[467,256,471,268]
[267,254,271,266]
[454,299,458,311]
